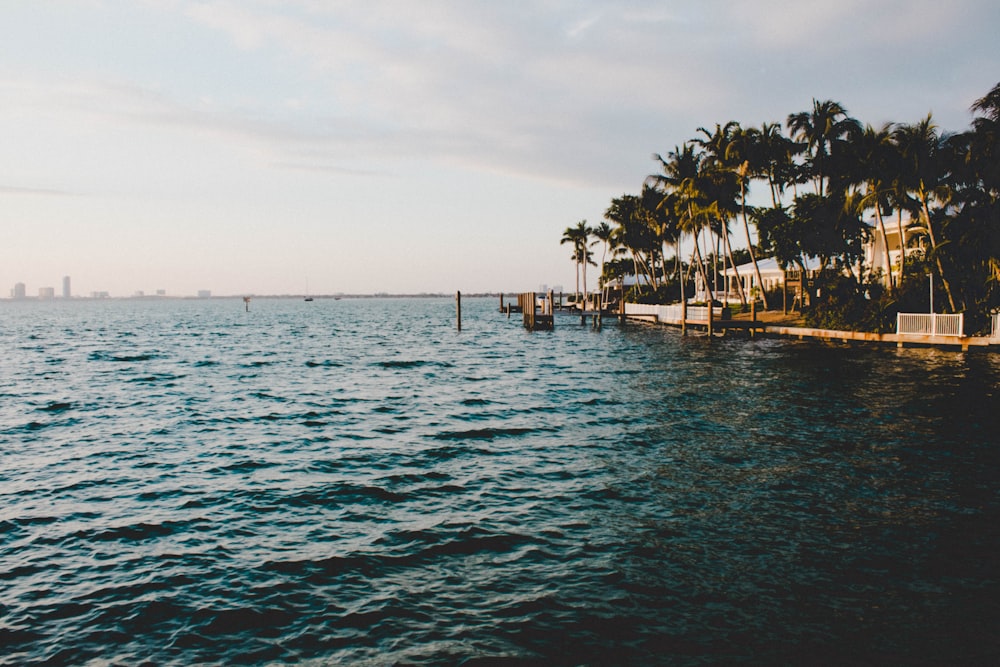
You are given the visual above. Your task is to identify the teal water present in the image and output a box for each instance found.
[2,296,999,665]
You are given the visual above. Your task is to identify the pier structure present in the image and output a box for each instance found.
[518,291,554,331]
[622,303,1000,351]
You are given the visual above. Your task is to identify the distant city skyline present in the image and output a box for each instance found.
[7,275,178,299]
[2,2,999,296]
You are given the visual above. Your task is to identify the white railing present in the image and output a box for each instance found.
[896,313,964,337]
[625,303,728,322]
[993,313,999,339]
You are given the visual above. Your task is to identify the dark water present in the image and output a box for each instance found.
[2,297,999,665]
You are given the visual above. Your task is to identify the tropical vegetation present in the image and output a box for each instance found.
[564,81,1000,334]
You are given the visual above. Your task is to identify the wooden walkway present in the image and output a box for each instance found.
[626,310,999,351]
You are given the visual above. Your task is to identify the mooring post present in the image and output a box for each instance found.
[707,300,714,336]
[681,298,688,336]
[750,298,757,338]
[456,291,462,331]
[499,293,504,313]
[243,296,251,312]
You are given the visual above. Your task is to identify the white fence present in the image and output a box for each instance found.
[994,313,999,339]
[625,303,728,322]
[896,313,964,337]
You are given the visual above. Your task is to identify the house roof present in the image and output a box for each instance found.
[722,256,821,277]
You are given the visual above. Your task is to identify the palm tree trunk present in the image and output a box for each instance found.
[719,218,747,305]
[920,194,958,312]
[693,230,711,302]
[629,253,643,295]
[895,206,906,286]
[675,244,683,303]
[574,258,581,306]
[740,178,769,309]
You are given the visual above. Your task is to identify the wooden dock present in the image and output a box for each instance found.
[761,325,995,351]
[624,307,998,351]
[517,292,554,331]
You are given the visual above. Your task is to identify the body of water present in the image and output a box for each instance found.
[2,297,999,665]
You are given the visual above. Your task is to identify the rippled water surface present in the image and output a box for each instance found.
[2,296,999,665]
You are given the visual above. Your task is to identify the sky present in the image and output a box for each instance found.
[1,1,998,297]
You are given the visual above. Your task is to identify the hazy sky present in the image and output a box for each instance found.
[2,1,998,297]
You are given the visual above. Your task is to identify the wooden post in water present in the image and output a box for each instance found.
[750,298,757,338]
[681,298,688,336]
[707,300,714,336]
[499,293,504,313]
[456,291,462,331]
[243,296,251,312]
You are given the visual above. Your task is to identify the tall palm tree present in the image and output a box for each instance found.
[561,220,591,304]
[591,221,614,289]
[968,82,1000,284]
[787,99,861,197]
[649,143,715,302]
[605,195,658,292]
[893,115,959,312]
[851,123,898,290]
[695,122,747,305]
[753,121,798,208]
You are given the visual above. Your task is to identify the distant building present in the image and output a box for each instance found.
[62,276,71,298]
[156,289,166,296]
[197,290,211,298]
[90,291,110,299]
[133,290,145,298]
[12,282,26,299]
[39,287,55,299]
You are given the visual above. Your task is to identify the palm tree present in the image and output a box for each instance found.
[893,115,959,312]
[851,123,898,290]
[561,221,591,305]
[695,122,748,305]
[968,82,1000,285]
[753,121,799,208]
[591,221,614,289]
[649,143,716,302]
[787,99,861,197]
[605,195,658,292]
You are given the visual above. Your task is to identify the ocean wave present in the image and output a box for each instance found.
[431,427,542,440]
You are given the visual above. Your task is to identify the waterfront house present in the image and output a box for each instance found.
[865,219,923,288]
[719,256,822,307]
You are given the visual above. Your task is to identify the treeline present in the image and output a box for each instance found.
[561,81,1000,333]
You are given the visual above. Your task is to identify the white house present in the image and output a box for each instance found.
[865,219,923,287]
[718,218,923,302]
[718,256,822,304]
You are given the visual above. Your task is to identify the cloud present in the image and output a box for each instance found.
[6,2,999,201]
